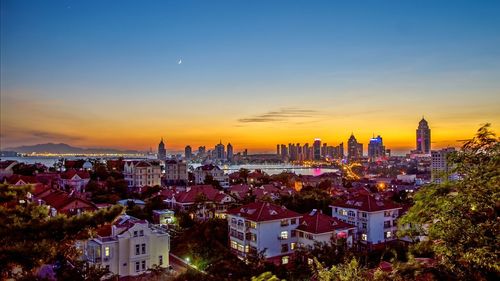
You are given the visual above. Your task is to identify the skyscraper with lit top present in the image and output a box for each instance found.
[416,118,431,154]
[158,138,166,160]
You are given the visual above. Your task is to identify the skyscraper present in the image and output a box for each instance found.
[368,135,385,162]
[185,145,192,160]
[416,117,431,154]
[198,146,206,157]
[158,138,166,160]
[215,141,225,160]
[227,143,234,162]
[313,138,321,161]
[347,134,363,160]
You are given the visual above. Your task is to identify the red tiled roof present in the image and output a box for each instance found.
[41,190,97,212]
[5,175,37,184]
[175,185,228,203]
[229,184,251,193]
[96,224,112,237]
[227,202,301,222]
[60,169,90,180]
[297,211,355,234]
[332,194,401,212]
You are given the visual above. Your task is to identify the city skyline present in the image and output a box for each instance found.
[1,1,500,153]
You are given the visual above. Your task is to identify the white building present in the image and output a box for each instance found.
[59,169,90,193]
[330,194,401,246]
[85,215,170,277]
[163,160,188,185]
[193,164,229,188]
[227,202,302,265]
[431,147,456,183]
[297,209,356,249]
[123,161,162,188]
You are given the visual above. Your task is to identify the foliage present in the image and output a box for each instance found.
[0,184,123,278]
[315,258,366,281]
[251,271,284,281]
[279,186,333,214]
[398,124,500,280]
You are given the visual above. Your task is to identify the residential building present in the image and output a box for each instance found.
[313,139,321,161]
[331,194,401,245]
[193,164,229,188]
[158,138,167,160]
[297,209,356,249]
[164,160,188,185]
[123,161,162,188]
[35,189,98,216]
[227,202,302,265]
[416,118,431,154]
[431,147,456,183]
[59,169,90,193]
[85,215,170,277]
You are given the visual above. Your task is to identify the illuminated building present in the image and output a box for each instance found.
[184,145,192,160]
[215,141,225,160]
[227,143,234,162]
[368,135,385,162]
[313,139,321,161]
[157,138,166,160]
[347,134,363,160]
[416,118,431,154]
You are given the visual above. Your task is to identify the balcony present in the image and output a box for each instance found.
[277,236,288,240]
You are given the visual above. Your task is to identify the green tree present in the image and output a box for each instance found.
[315,258,366,281]
[398,124,499,280]
[0,184,123,278]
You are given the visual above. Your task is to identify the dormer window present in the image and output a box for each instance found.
[139,230,144,236]
[134,231,138,237]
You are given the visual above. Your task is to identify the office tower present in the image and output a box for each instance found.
[198,146,206,157]
[277,144,280,155]
[347,134,363,160]
[416,117,431,154]
[313,138,321,161]
[280,144,288,160]
[185,145,192,160]
[215,141,225,160]
[431,147,455,183]
[321,143,328,157]
[227,143,234,162]
[303,143,310,160]
[368,135,386,162]
[158,138,167,160]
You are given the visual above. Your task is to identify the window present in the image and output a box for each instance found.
[141,243,146,254]
[291,230,297,237]
[245,245,249,253]
[298,231,304,238]
[141,260,146,270]
[280,231,288,240]
[231,218,237,225]
[348,210,355,217]
[237,244,244,252]
[385,231,392,239]
[250,221,257,228]
[135,244,140,255]
[362,212,367,218]
[290,242,296,250]
[281,244,289,253]
[392,220,397,226]
[280,219,289,226]
[362,223,367,229]
[139,230,144,236]
[384,211,391,217]
[104,246,110,257]
[308,258,313,265]
[340,209,348,216]
[105,265,110,271]
[159,255,163,265]
[231,241,238,249]
[361,234,367,241]
[134,231,138,237]
[135,261,140,272]
[291,218,297,225]
[282,256,289,265]
[384,221,391,228]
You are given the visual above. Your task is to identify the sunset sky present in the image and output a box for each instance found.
[1,0,499,154]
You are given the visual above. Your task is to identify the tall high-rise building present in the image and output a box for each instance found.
[198,146,206,157]
[416,118,431,154]
[227,143,234,162]
[276,144,280,155]
[347,134,363,160]
[368,135,385,162]
[158,138,167,160]
[313,138,321,161]
[303,143,310,160]
[215,141,225,160]
[185,145,192,160]
[321,143,328,157]
[431,147,455,183]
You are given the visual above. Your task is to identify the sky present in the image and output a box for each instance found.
[1,0,500,154]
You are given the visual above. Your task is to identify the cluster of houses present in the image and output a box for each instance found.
[1,158,408,276]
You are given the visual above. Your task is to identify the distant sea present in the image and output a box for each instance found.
[1,156,338,176]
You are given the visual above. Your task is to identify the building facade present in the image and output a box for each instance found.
[368,135,386,162]
[158,138,167,160]
[164,160,188,185]
[347,134,363,160]
[193,164,229,188]
[85,215,170,277]
[123,161,162,188]
[416,118,431,154]
[184,145,192,160]
[431,147,456,183]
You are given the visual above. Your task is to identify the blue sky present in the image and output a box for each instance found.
[1,0,499,152]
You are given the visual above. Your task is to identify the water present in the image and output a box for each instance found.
[2,156,339,176]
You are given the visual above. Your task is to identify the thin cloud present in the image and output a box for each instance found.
[238,108,319,123]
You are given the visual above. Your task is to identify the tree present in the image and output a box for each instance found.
[239,168,250,183]
[0,184,123,278]
[398,124,499,280]
[315,258,366,281]
[251,271,283,281]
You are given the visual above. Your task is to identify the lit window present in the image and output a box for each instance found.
[280,231,288,240]
[385,231,392,238]
[290,242,296,250]
[231,241,238,249]
[361,234,367,241]
[282,256,289,265]
[250,221,257,228]
[307,258,313,265]
[245,245,249,253]
[104,246,110,257]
